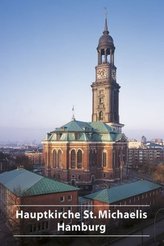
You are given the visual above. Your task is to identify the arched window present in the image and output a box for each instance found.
[52,150,56,168]
[89,149,97,166]
[71,150,76,169]
[99,111,103,121]
[102,152,107,167]
[57,149,62,168]
[77,149,82,169]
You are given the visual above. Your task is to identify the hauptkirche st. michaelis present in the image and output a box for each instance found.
[42,17,127,189]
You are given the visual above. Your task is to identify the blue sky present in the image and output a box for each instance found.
[0,0,164,143]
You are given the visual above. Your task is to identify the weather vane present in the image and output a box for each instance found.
[104,7,108,18]
[72,106,75,121]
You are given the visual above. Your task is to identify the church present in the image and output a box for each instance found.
[42,18,127,189]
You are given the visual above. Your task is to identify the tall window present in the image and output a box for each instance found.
[52,150,56,168]
[102,152,107,167]
[44,152,47,165]
[58,150,62,168]
[113,151,115,168]
[77,150,82,169]
[99,111,103,120]
[89,149,97,166]
[71,150,76,169]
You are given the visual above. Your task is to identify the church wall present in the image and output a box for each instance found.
[43,140,127,186]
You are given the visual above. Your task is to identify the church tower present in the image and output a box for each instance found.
[91,18,122,131]
[43,16,127,187]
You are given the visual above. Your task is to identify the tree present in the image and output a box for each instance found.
[153,163,164,184]
[15,155,33,170]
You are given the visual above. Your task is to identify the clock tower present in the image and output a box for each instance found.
[43,16,127,186]
[91,18,122,131]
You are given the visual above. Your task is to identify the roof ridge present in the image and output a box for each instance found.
[24,176,79,196]
[23,176,44,194]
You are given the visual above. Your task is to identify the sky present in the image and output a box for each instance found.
[0,0,164,143]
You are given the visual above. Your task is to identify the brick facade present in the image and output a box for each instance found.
[43,140,127,187]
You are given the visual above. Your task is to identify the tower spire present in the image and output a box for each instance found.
[104,7,109,34]
[72,106,75,121]
[92,9,119,124]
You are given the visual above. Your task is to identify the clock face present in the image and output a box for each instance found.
[112,70,116,80]
[97,68,108,79]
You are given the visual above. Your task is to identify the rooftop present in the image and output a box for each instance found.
[85,180,162,204]
[0,168,79,196]
[46,119,126,143]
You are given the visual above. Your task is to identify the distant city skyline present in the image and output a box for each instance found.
[0,0,164,143]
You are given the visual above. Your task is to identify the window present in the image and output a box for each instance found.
[68,195,72,201]
[41,222,45,230]
[75,133,80,140]
[102,152,107,167]
[45,221,48,229]
[99,97,104,104]
[77,149,82,169]
[44,152,48,165]
[99,111,103,121]
[60,196,64,202]
[52,150,56,168]
[91,175,95,183]
[30,224,33,233]
[71,150,76,169]
[38,222,41,231]
[58,149,62,167]
[33,224,36,232]
[89,149,97,166]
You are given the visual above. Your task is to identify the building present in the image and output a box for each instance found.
[0,168,79,235]
[85,180,162,206]
[25,149,43,166]
[42,18,127,188]
[25,149,44,174]
[128,140,142,149]
[128,142,164,169]
[83,180,163,224]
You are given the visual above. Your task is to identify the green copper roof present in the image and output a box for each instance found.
[46,120,126,143]
[85,180,162,204]
[0,168,42,195]
[56,120,92,132]
[0,168,79,197]
[90,121,113,133]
